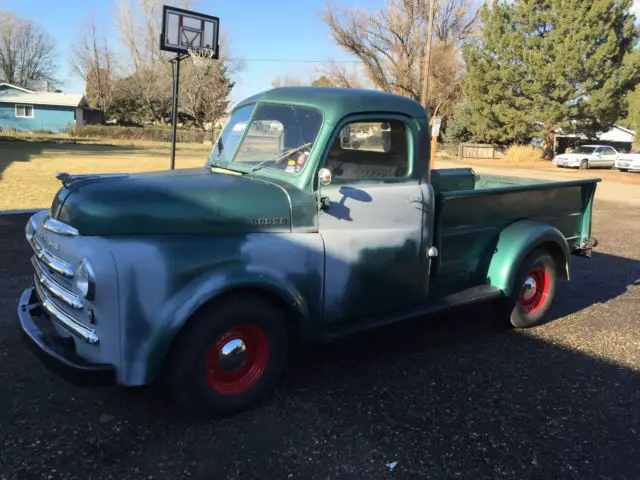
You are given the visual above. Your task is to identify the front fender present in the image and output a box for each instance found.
[486,219,571,296]
[144,263,312,383]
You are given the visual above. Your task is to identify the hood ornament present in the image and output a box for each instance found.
[55,172,127,188]
[55,172,73,186]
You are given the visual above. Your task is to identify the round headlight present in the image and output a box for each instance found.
[73,259,95,298]
[25,217,36,243]
[25,224,34,243]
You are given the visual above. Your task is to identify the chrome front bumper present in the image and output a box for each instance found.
[17,287,115,387]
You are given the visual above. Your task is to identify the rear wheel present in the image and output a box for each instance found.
[164,294,288,417]
[503,248,557,328]
[579,159,589,169]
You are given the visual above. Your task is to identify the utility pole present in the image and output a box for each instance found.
[420,0,435,111]
[421,0,437,170]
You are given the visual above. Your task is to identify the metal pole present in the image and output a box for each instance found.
[170,55,181,170]
[420,0,435,111]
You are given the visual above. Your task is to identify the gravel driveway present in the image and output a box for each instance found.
[0,201,638,480]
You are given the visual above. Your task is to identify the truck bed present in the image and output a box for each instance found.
[430,168,600,295]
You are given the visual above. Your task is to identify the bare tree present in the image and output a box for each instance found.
[311,75,336,87]
[180,59,234,131]
[320,0,479,116]
[0,10,56,87]
[434,0,480,45]
[115,0,243,127]
[316,61,369,89]
[70,12,115,115]
[116,0,180,123]
[179,29,242,132]
[271,75,305,87]
[271,74,337,88]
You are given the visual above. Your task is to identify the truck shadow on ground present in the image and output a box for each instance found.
[544,251,639,323]
[102,299,640,479]
[2,210,640,478]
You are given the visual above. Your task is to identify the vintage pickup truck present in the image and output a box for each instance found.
[18,87,600,417]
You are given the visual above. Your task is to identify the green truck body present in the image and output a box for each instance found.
[18,87,600,416]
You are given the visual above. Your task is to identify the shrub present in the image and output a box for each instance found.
[502,144,546,164]
[65,125,208,144]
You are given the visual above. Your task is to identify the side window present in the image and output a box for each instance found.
[323,120,410,181]
[604,147,615,155]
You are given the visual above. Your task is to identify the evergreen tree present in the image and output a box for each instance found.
[443,99,475,143]
[462,0,640,156]
[623,85,640,146]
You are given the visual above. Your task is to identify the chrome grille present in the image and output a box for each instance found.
[31,256,83,309]
[33,279,99,344]
[29,233,74,278]
[28,223,99,344]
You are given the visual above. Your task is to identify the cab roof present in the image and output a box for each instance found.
[235,86,428,123]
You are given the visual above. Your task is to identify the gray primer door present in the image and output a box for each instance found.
[317,118,430,326]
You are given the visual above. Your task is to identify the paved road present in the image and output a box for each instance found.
[1,200,639,479]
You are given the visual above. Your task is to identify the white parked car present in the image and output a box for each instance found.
[552,144,618,169]
[614,151,640,172]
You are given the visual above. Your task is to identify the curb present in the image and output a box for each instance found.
[0,209,43,216]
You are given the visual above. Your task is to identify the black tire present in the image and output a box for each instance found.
[619,168,628,172]
[164,294,288,417]
[579,159,588,169]
[502,248,557,328]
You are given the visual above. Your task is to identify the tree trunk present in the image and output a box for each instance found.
[543,129,555,159]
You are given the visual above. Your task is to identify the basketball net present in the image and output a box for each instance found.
[188,47,215,68]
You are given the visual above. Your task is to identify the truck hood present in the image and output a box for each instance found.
[51,167,292,236]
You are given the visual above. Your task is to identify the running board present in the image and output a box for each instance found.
[320,285,504,340]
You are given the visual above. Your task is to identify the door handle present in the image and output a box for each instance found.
[319,196,331,210]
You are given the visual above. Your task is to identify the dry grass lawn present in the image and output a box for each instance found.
[0,137,210,211]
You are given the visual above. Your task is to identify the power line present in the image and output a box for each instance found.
[225,57,362,63]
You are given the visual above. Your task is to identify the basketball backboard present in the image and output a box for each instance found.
[160,5,219,58]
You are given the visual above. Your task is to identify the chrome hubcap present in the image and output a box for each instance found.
[522,276,537,301]
[218,339,247,371]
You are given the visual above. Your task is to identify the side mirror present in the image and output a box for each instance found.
[318,168,332,186]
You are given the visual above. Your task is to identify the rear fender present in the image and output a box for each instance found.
[486,220,571,296]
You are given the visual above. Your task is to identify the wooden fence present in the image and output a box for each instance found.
[457,143,505,160]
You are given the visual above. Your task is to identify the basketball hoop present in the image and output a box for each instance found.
[160,5,220,169]
[188,46,215,68]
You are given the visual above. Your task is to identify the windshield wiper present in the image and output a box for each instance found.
[251,142,313,172]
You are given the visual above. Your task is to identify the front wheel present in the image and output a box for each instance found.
[164,294,288,417]
[579,159,589,169]
[502,248,557,328]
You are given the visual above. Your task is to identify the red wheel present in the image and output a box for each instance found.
[518,267,551,314]
[205,324,270,395]
[165,295,288,417]
[505,249,557,328]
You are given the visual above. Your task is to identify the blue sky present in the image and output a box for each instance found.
[5,0,639,104]
[2,0,381,103]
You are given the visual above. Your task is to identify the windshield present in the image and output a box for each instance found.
[574,146,597,154]
[207,103,323,174]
